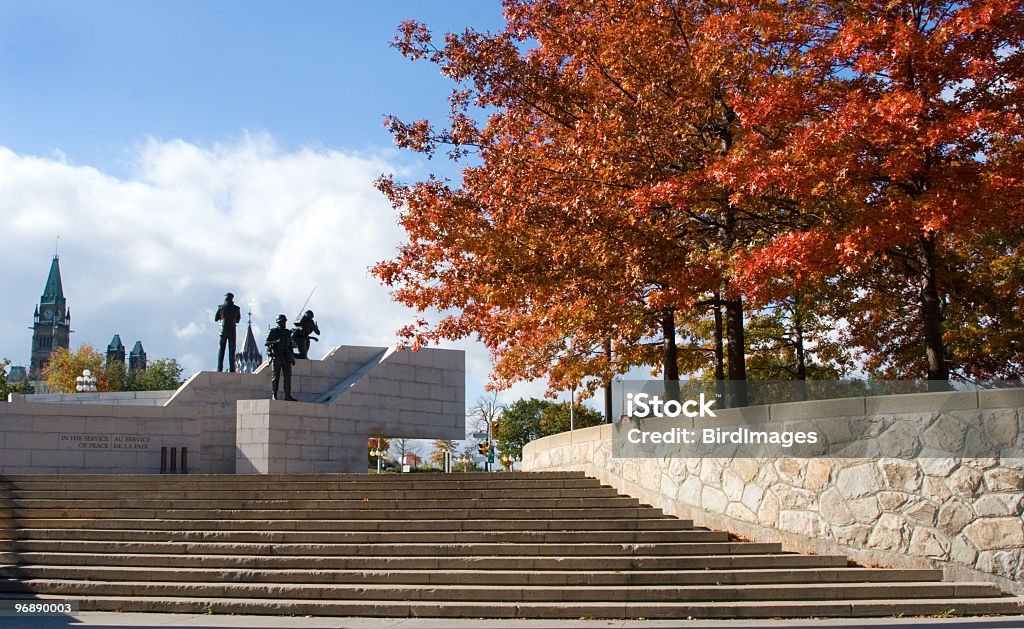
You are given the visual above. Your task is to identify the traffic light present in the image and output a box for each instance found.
[491,421,500,435]
[477,441,490,457]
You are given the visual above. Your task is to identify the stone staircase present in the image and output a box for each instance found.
[0,472,1021,619]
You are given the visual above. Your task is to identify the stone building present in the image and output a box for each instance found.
[129,341,147,372]
[28,255,72,381]
[106,335,147,372]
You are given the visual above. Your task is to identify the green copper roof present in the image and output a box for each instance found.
[108,334,125,352]
[40,256,65,305]
[130,341,145,356]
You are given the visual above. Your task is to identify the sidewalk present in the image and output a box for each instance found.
[4,613,1024,629]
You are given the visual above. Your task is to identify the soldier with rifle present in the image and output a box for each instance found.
[292,310,320,359]
[265,314,297,401]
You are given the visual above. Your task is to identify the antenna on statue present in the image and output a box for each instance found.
[295,287,316,322]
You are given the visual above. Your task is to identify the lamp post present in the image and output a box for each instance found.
[569,384,576,432]
[369,438,386,474]
[614,375,624,417]
[75,369,97,393]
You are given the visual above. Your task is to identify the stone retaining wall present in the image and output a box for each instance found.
[523,389,1024,594]
[0,400,200,474]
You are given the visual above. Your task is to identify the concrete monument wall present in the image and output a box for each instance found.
[0,345,465,475]
[0,400,200,474]
[523,389,1024,595]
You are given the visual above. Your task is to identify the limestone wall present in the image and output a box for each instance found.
[13,391,175,406]
[0,400,200,474]
[522,389,1024,594]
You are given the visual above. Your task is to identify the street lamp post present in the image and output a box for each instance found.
[75,369,97,393]
[615,375,624,417]
[569,384,577,431]
[369,438,386,474]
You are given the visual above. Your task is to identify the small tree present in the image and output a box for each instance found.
[428,439,457,467]
[538,402,604,436]
[467,392,502,434]
[128,358,184,391]
[389,438,412,464]
[42,345,105,393]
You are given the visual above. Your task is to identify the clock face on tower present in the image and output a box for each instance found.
[42,308,53,323]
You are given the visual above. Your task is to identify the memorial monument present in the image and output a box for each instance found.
[0,344,465,474]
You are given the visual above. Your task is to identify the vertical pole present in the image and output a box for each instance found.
[160,447,167,474]
[170,447,177,473]
[181,447,188,475]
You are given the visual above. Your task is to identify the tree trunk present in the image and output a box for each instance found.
[793,302,808,401]
[724,295,748,406]
[604,339,614,423]
[661,308,680,401]
[919,235,950,390]
[713,293,726,404]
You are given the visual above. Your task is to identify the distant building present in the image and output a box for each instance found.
[29,255,72,381]
[106,334,126,366]
[105,334,147,373]
[129,341,147,372]
[7,365,27,383]
[234,311,263,374]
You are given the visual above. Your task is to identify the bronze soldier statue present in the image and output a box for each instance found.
[292,310,320,360]
[265,314,297,401]
[214,292,242,372]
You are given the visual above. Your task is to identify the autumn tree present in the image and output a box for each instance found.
[428,439,457,466]
[733,0,1024,385]
[376,0,825,402]
[42,345,106,393]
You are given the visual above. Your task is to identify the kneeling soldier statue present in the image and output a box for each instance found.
[292,309,320,360]
[265,314,297,401]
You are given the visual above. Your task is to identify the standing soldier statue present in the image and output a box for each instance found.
[214,292,242,372]
[265,314,297,401]
[292,310,320,360]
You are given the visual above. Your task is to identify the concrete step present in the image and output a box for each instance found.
[4,471,1020,620]
[14,517,695,532]
[13,497,643,510]
[0,565,947,586]
[0,593,1021,618]
[12,528,730,544]
[0,579,1004,602]
[11,487,625,500]
[12,507,667,520]
[12,539,784,557]
[3,471,589,482]
[13,552,849,571]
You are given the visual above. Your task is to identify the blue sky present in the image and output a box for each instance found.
[0,1,594,434]
[0,1,504,174]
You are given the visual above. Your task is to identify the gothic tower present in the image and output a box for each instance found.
[234,311,263,374]
[106,334,126,366]
[129,341,147,372]
[29,255,72,380]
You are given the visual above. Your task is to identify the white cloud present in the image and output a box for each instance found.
[0,135,512,406]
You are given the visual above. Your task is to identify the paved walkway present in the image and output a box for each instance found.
[4,614,1024,629]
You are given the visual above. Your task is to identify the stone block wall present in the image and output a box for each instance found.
[523,390,1024,594]
[164,370,271,473]
[12,391,175,406]
[0,400,200,474]
[3,344,465,476]
[236,400,367,474]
